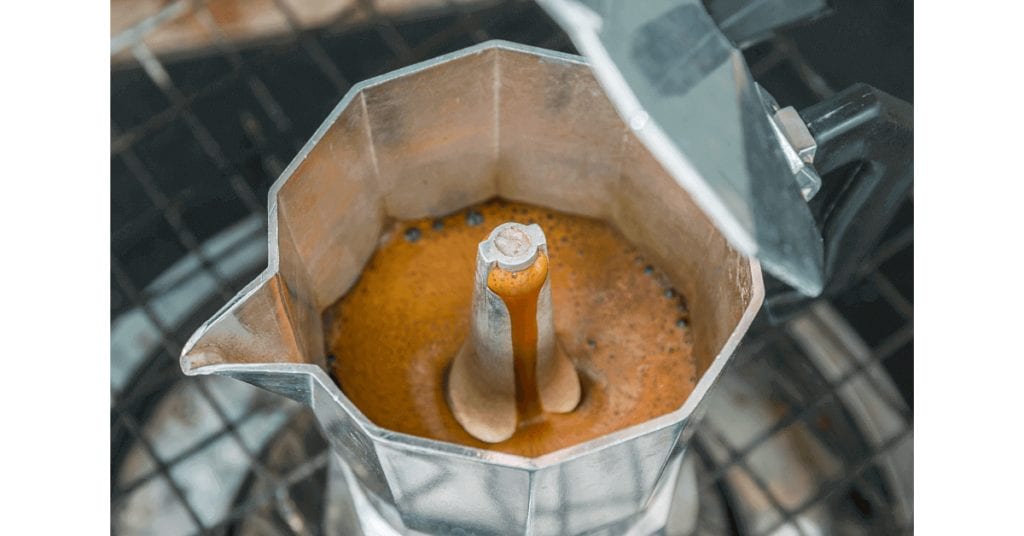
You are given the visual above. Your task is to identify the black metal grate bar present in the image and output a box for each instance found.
[756,427,912,536]
[268,0,354,92]
[113,404,206,532]
[111,255,311,533]
[116,137,237,302]
[113,398,284,503]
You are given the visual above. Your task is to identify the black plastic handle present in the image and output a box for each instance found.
[764,83,913,321]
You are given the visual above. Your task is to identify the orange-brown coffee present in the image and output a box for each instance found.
[326,199,695,457]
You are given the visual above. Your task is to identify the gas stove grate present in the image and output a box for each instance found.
[110,1,912,534]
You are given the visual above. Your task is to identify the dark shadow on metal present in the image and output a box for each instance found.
[765,84,913,322]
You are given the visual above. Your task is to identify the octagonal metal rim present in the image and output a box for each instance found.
[181,40,765,471]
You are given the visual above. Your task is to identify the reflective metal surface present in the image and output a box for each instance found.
[759,87,820,201]
[536,0,825,296]
[179,41,764,535]
[705,0,831,47]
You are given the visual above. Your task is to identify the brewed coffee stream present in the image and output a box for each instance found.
[327,200,697,457]
[493,254,549,425]
[487,232,552,428]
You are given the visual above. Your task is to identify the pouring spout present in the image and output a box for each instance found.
[180,273,325,403]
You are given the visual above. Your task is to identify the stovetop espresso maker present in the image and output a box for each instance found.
[181,1,912,534]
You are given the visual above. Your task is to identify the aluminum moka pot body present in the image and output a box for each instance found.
[181,41,763,535]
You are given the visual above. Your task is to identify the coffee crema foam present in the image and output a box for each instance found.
[326,199,696,457]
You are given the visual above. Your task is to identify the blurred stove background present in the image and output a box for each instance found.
[110,1,912,534]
